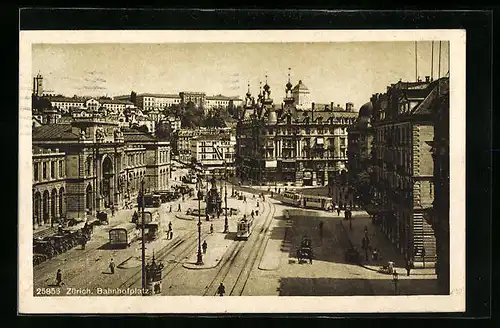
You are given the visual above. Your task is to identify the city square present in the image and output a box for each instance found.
[28,40,450,298]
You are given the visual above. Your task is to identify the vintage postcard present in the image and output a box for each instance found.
[19,29,466,314]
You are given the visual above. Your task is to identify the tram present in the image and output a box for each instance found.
[236,216,253,240]
[109,222,140,248]
[278,191,333,211]
[278,191,302,207]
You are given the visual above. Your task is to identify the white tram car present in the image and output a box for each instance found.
[278,191,333,211]
[236,216,253,240]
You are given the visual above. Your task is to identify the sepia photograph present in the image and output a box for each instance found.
[19,29,466,314]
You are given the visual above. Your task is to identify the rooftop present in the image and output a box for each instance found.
[33,124,80,141]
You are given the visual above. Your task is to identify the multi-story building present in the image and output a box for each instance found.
[175,127,232,164]
[347,101,374,204]
[205,95,243,111]
[236,77,357,187]
[46,95,86,112]
[135,93,181,112]
[190,133,236,177]
[369,76,443,268]
[166,116,182,132]
[32,115,171,225]
[179,91,206,109]
[427,78,450,293]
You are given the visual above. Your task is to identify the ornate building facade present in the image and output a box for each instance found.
[368,78,448,268]
[32,115,171,227]
[236,75,357,186]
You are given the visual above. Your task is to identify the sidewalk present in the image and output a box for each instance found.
[339,214,436,277]
[182,230,235,270]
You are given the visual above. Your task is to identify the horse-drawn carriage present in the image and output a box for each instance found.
[296,236,313,264]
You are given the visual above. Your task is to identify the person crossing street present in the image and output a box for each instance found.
[109,259,115,274]
[217,282,225,296]
[202,240,208,254]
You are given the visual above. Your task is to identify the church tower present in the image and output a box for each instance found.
[33,73,44,97]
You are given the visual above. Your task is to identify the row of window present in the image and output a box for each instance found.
[200,153,234,160]
[33,160,64,182]
[264,127,349,136]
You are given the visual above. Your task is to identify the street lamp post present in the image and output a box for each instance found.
[196,183,203,265]
[223,161,229,233]
[392,270,399,295]
[140,179,146,295]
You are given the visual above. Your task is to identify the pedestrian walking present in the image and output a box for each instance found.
[109,259,115,274]
[210,224,214,234]
[169,205,172,213]
[111,204,115,217]
[202,240,207,254]
[168,221,172,231]
[178,203,181,212]
[56,269,63,286]
[336,205,341,216]
[256,200,260,208]
[217,282,226,296]
[278,188,281,194]
[251,210,255,218]
[255,210,259,216]
[406,260,413,276]
[81,236,87,250]
[169,230,174,240]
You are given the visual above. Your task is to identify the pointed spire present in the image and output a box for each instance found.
[288,68,291,83]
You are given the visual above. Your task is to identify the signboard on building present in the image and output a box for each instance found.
[265,160,277,168]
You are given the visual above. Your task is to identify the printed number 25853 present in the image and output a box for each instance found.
[36,287,61,295]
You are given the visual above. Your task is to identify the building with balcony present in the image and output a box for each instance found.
[175,127,233,164]
[236,76,357,186]
[427,78,450,294]
[368,77,447,269]
[190,132,236,178]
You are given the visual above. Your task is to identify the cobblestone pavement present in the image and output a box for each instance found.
[33,180,439,296]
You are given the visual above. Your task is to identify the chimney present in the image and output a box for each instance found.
[311,102,315,122]
[330,102,334,111]
[425,76,430,83]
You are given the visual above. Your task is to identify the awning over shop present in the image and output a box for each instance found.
[364,204,392,216]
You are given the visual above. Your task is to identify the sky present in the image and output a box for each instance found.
[32,41,450,110]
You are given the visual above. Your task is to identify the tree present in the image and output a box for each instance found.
[130,91,137,106]
[155,121,173,140]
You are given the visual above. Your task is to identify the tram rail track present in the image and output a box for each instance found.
[202,198,277,296]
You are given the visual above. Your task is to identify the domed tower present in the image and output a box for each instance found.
[284,68,294,102]
[262,75,273,105]
[244,82,253,108]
